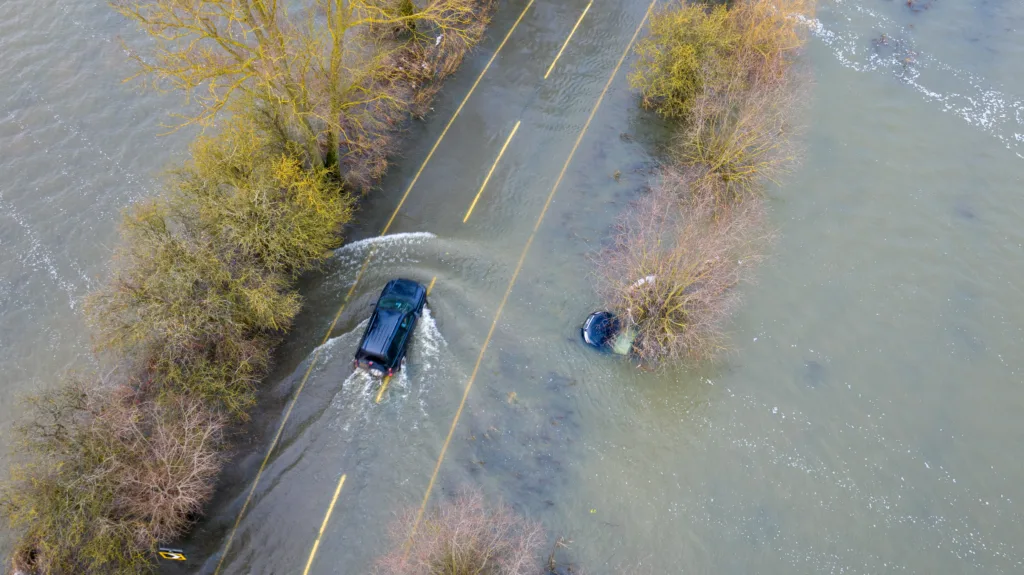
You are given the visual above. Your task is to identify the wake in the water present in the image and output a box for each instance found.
[335,231,438,255]
[330,232,439,279]
[324,306,450,433]
[804,1,1024,158]
[0,190,85,308]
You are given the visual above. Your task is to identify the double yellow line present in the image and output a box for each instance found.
[212,3,537,574]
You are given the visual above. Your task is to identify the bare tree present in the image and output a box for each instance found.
[2,376,225,574]
[679,63,804,203]
[112,0,495,173]
[596,169,770,365]
[107,397,225,543]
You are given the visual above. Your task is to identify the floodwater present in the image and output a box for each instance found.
[2,0,1024,573]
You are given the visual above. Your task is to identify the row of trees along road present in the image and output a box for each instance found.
[113,0,489,187]
[3,1,496,574]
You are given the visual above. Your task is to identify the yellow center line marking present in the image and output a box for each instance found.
[375,375,393,404]
[404,0,658,551]
[302,474,347,575]
[544,0,593,80]
[212,1,535,570]
[426,276,437,296]
[384,0,537,234]
[463,121,521,223]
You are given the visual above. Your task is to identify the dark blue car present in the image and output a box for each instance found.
[353,279,427,377]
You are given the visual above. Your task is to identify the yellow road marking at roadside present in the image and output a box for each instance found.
[212,2,535,570]
[405,0,659,550]
[376,276,435,404]
[544,0,593,79]
[463,121,521,223]
[302,474,347,575]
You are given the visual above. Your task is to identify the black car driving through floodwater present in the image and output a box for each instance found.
[354,279,427,377]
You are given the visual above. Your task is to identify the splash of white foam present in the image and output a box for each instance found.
[0,191,83,309]
[335,232,436,256]
[410,306,447,372]
[804,3,1024,159]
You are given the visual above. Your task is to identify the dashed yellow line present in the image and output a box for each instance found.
[405,0,659,550]
[212,257,368,575]
[375,375,393,404]
[544,0,593,79]
[463,121,521,223]
[211,1,535,570]
[384,0,537,234]
[301,474,347,575]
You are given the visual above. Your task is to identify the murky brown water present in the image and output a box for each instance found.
[3,1,1024,573]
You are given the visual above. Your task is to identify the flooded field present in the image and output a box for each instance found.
[2,0,1024,573]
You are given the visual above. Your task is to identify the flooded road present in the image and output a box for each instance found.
[3,0,1024,574]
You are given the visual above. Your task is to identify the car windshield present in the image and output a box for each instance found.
[378,295,413,313]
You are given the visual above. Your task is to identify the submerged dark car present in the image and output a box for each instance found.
[581,311,635,356]
[354,279,427,377]
[582,311,621,350]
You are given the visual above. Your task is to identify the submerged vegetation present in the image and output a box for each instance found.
[598,170,769,364]
[2,0,495,573]
[602,0,814,366]
[375,491,546,575]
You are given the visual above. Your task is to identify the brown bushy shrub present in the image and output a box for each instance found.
[678,66,803,203]
[598,171,768,365]
[1,378,223,575]
[600,0,810,365]
[375,491,545,575]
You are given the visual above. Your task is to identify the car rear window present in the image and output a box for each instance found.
[378,296,413,313]
[358,351,387,364]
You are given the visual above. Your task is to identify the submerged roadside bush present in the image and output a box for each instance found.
[630,0,812,120]
[598,171,768,364]
[87,199,300,417]
[680,67,802,203]
[629,2,739,120]
[2,379,223,575]
[374,491,546,575]
[602,0,812,365]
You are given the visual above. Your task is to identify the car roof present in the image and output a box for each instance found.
[360,309,403,358]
